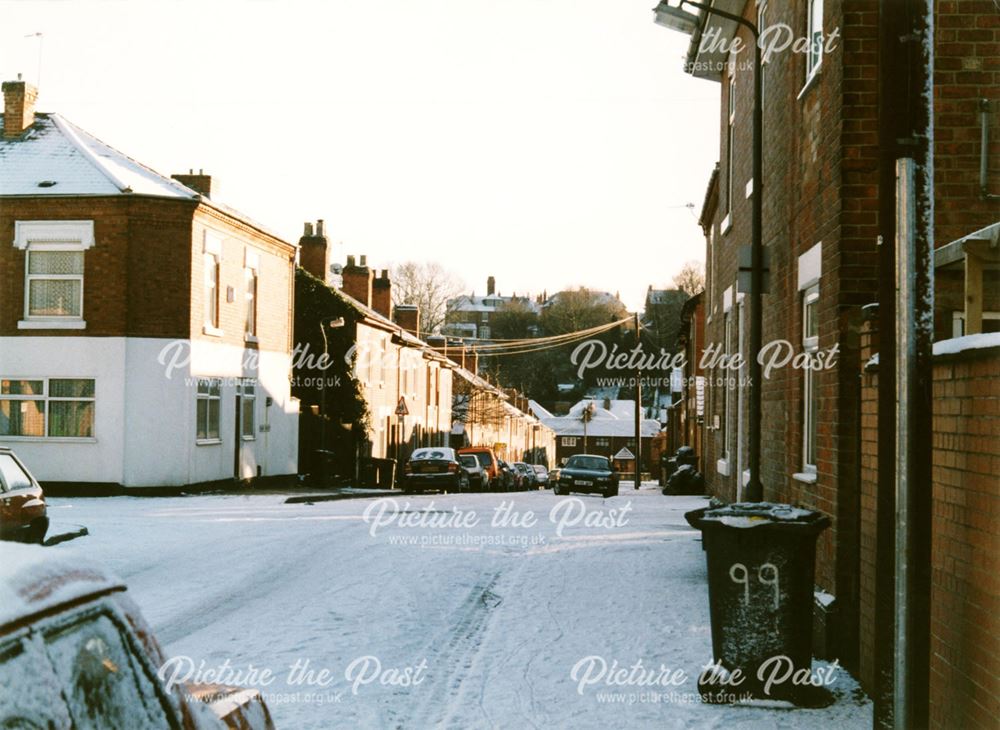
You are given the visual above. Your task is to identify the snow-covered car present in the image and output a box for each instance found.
[0,447,48,544]
[553,454,619,498]
[457,454,486,491]
[402,447,470,493]
[531,464,550,488]
[0,543,274,730]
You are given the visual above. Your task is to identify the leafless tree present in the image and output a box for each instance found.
[673,260,706,296]
[390,261,465,334]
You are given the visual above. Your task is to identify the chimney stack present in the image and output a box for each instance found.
[298,219,329,282]
[371,269,392,319]
[394,304,420,338]
[342,254,374,307]
[171,169,213,197]
[467,349,479,375]
[3,77,38,139]
[487,276,496,296]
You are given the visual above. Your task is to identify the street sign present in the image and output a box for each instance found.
[613,447,635,460]
[395,397,409,416]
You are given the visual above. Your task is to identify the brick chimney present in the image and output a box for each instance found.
[172,169,213,197]
[3,78,38,139]
[341,254,374,307]
[298,219,329,281]
[467,349,479,375]
[372,269,392,319]
[394,304,420,338]
[487,276,496,296]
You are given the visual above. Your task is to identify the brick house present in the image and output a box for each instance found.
[530,398,660,469]
[294,230,457,480]
[0,80,299,489]
[669,0,998,721]
[444,276,541,341]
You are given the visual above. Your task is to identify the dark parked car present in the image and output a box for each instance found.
[0,448,48,544]
[532,464,550,488]
[402,447,470,493]
[458,454,486,491]
[496,459,516,491]
[553,454,619,498]
[513,462,537,489]
[0,543,274,729]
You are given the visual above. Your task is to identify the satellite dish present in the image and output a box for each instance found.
[330,263,344,274]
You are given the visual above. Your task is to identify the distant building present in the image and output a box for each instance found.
[444,276,540,340]
[530,398,661,469]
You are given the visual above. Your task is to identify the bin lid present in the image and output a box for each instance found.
[686,502,831,531]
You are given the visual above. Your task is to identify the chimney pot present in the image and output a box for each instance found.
[304,222,314,237]
[316,219,325,237]
[359,254,367,267]
[346,255,356,267]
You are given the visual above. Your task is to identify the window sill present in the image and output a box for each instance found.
[202,325,224,337]
[797,65,822,100]
[245,334,259,344]
[18,319,86,330]
[241,435,256,442]
[196,438,222,446]
[721,214,732,236]
[792,471,818,484]
[716,458,730,477]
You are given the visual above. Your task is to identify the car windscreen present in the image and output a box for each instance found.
[532,465,547,473]
[411,449,453,461]
[469,452,492,468]
[565,456,610,471]
[458,456,478,468]
[0,454,33,491]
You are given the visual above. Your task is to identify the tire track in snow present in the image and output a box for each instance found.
[393,569,503,729]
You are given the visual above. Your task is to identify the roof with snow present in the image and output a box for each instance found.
[0,112,288,243]
[535,398,661,438]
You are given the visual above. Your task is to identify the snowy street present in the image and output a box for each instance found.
[46,487,871,729]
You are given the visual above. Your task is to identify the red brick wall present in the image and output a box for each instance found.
[0,197,296,353]
[858,335,1000,728]
[935,0,1000,246]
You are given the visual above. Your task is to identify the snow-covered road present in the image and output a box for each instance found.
[47,486,872,729]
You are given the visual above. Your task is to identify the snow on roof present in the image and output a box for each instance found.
[933,332,1000,357]
[0,543,125,631]
[0,112,289,244]
[527,399,553,419]
[0,113,197,198]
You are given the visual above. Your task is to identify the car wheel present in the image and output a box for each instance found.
[603,488,616,499]
[460,475,470,493]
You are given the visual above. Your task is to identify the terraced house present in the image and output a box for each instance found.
[671,1,998,724]
[0,79,299,489]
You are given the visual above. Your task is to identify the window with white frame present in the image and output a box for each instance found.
[595,437,610,449]
[240,379,256,440]
[479,326,491,340]
[802,285,819,471]
[15,221,95,327]
[244,250,259,339]
[721,311,732,460]
[203,231,223,332]
[0,378,95,438]
[726,74,736,214]
[806,0,824,79]
[196,378,221,441]
[561,437,578,447]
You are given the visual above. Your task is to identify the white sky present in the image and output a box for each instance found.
[1,0,719,312]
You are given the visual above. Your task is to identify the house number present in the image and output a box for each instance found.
[729,562,780,610]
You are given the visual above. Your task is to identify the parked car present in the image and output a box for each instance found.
[532,464,550,488]
[494,459,515,491]
[513,462,537,489]
[457,447,502,491]
[0,543,274,729]
[553,454,619,498]
[457,454,486,491]
[402,447,470,493]
[0,448,48,544]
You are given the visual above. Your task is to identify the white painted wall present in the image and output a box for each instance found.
[0,336,299,488]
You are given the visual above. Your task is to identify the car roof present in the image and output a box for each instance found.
[0,544,125,634]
